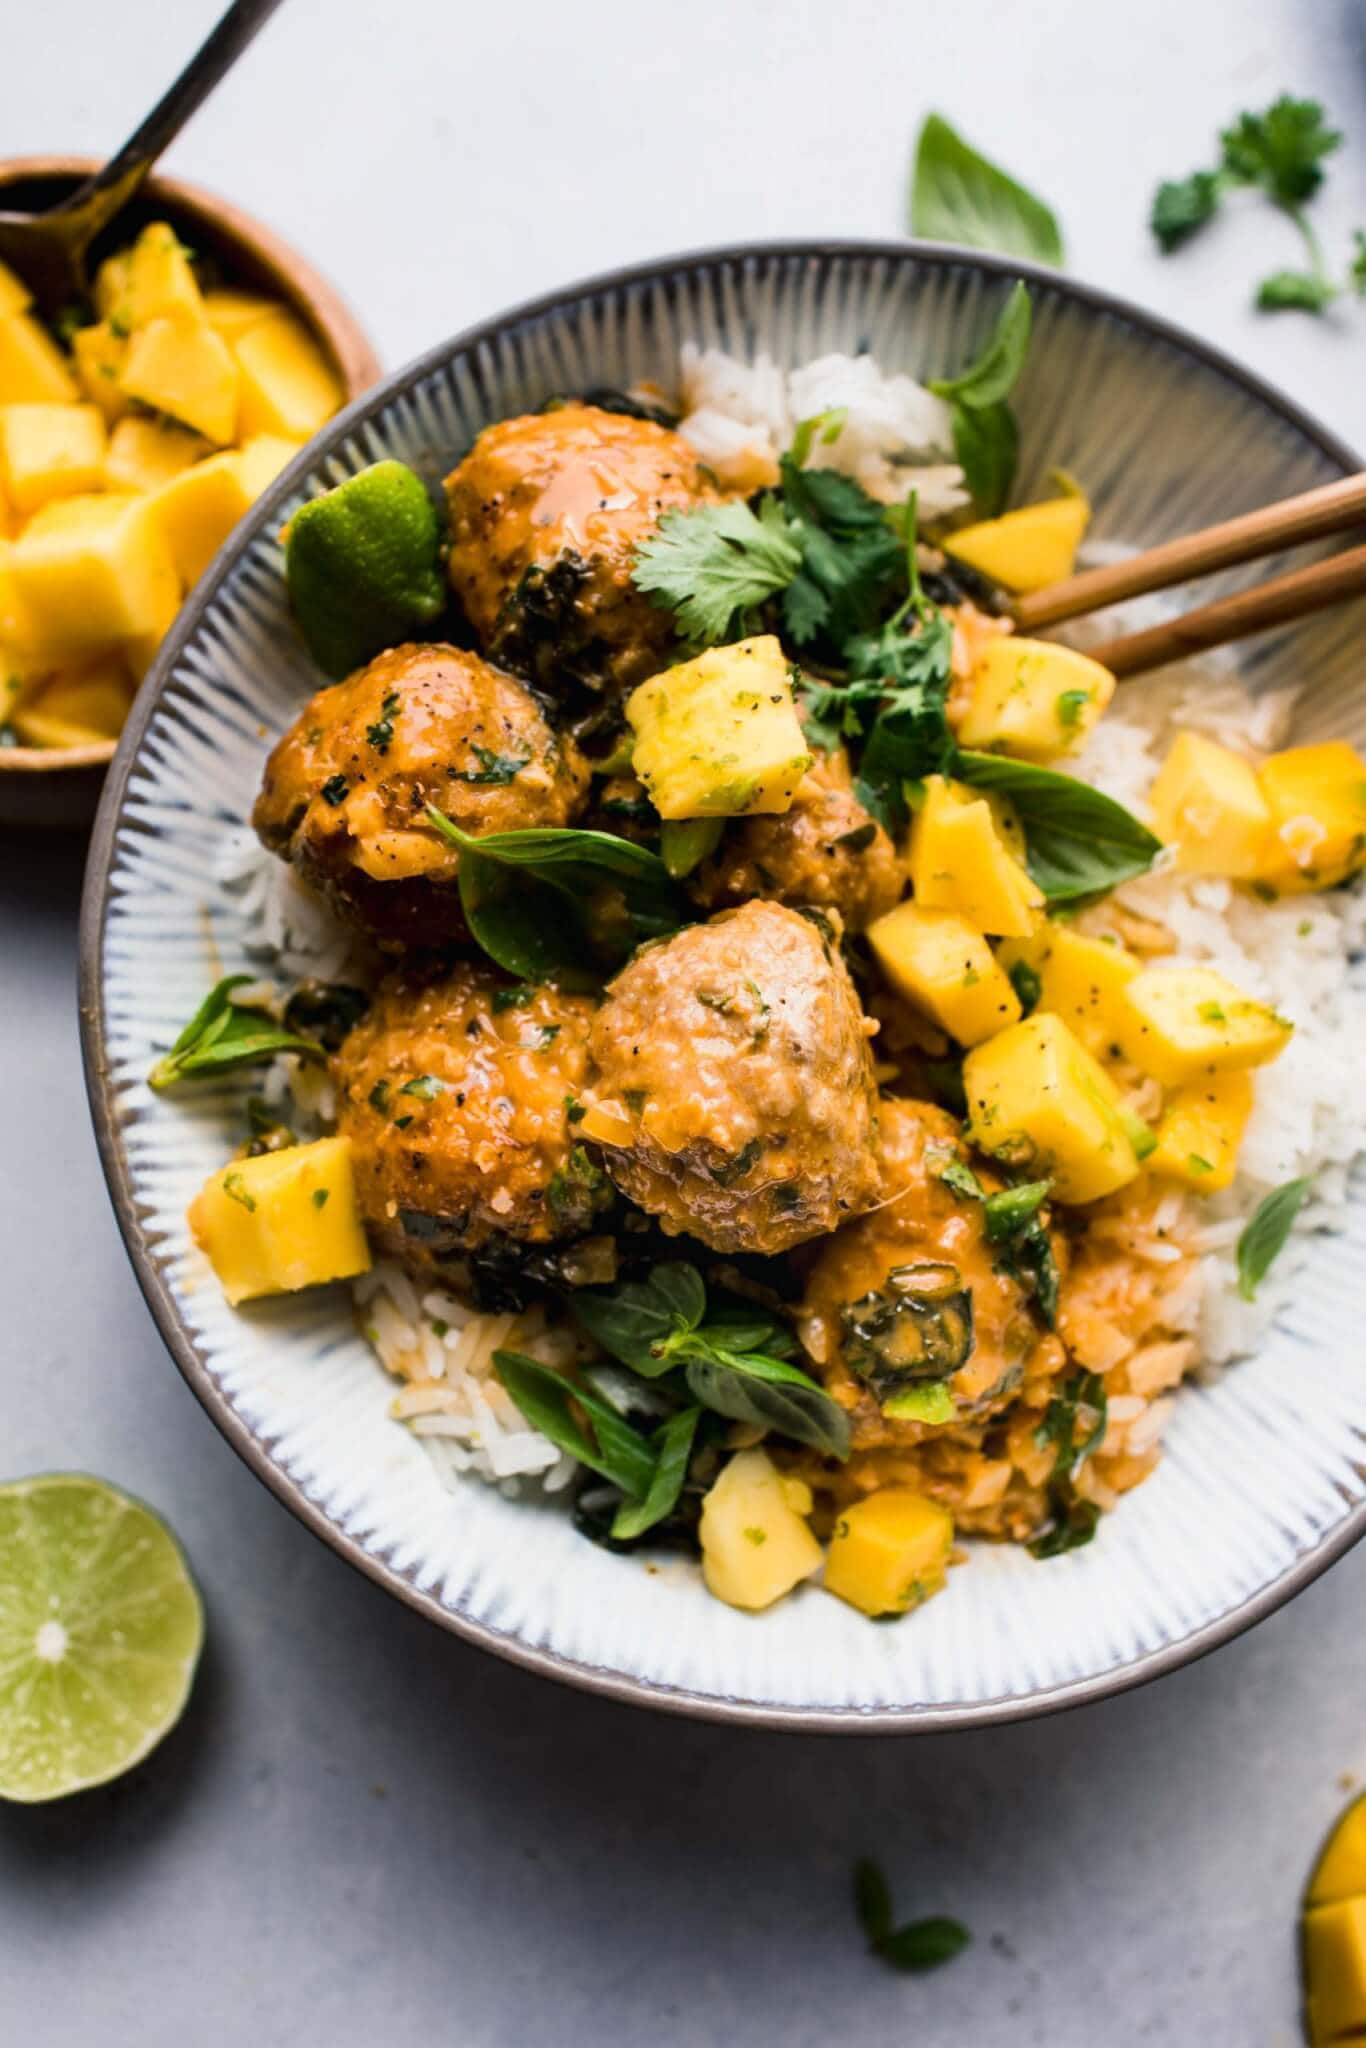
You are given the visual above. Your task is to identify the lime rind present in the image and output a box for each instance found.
[285,457,446,679]
[0,1474,203,1804]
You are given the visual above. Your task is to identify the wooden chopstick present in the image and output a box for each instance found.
[1085,540,1366,678]
[1013,471,1366,631]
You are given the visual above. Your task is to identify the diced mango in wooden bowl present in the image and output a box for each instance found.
[0,157,380,828]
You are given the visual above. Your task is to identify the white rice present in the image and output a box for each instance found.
[677,342,969,516]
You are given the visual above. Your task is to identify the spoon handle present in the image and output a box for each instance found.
[60,0,288,245]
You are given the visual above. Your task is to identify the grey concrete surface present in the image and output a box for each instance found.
[3,2,1365,2041]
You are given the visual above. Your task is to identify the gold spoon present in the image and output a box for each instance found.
[0,0,285,316]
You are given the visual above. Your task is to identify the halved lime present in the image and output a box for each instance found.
[0,1475,203,1803]
[285,457,446,679]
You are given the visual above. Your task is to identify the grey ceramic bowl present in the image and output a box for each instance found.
[79,241,1366,1731]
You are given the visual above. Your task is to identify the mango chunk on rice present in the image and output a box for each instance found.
[944,491,1089,593]
[964,1011,1145,1203]
[1118,965,1291,1087]
[1259,742,1366,894]
[868,900,1021,1046]
[627,634,811,819]
[1148,1070,1253,1192]
[996,924,1139,1063]
[1150,730,1273,880]
[188,1135,372,1306]
[824,1488,954,1617]
[908,773,1043,937]
[956,636,1115,762]
[698,1449,822,1611]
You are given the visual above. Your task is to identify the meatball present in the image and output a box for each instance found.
[333,963,610,1273]
[799,1099,1063,1451]
[586,900,881,1255]
[690,749,904,933]
[443,404,720,702]
[253,642,589,950]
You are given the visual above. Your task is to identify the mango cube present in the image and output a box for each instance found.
[957,636,1115,762]
[997,923,1140,1062]
[233,312,342,440]
[122,222,204,330]
[1304,1897,1366,2046]
[0,534,40,672]
[9,493,181,656]
[0,259,31,320]
[187,1135,372,1306]
[149,452,255,585]
[71,320,131,424]
[909,774,1044,936]
[105,416,205,494]
[0,313,79,404]
[1149,730,1273,879]
[122,575,183,683]
[0,403,108,515]
[869,900,1022,1045]
[119,316,239,444]
[698,1449,822,1611]
[963,1010,1144,1204]
[203,288,278,343]
[627,634,812,818]
[823,1487,954,1617]
[1120,966,1292,1086]
[1149,1070,1254,1192]
[944,492,1090,593]
[236,432,304,501]
[1259,741,1366,893]
[93,250,134,321]
[19,653,133,742]
[1308,1793,1366,1909]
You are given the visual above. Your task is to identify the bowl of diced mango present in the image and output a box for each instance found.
[0,157,381,828]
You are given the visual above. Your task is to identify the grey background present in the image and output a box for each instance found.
[3,1,1365,2041]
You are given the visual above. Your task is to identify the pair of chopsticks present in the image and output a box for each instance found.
[1011,472,1366,677]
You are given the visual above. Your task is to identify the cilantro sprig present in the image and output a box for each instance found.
[853,1858,971,1974]
[1151,94,1365,314]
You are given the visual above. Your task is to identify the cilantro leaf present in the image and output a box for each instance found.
[1150,170,1224,251]
[1256,268,1338,312]
[632,497,801,644]
[1220,95,1341,207]
[777,458,905,649]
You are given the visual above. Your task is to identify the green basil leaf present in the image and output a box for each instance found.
[149,974,324,1089]
[492,1351,656,1496]
[571,1274,691,1378]
[684,1351,850,1460]
[426,808,687,981]
[877,1917,972,1973]
[650,1262,707,1329]
[853,1859,893,1948]
[1236,1176,1313,1300]
[660,816,724,878]
[956,752,1161,901]
[910,113,1063,266]
[929,282,1033,410]
[948,397,1019,518]
[610,1406,702,1541]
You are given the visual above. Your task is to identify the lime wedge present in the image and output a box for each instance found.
[0,1475,203,1803]
[285,457,446,679]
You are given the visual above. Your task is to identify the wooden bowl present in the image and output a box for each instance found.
[0,156,382,833]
